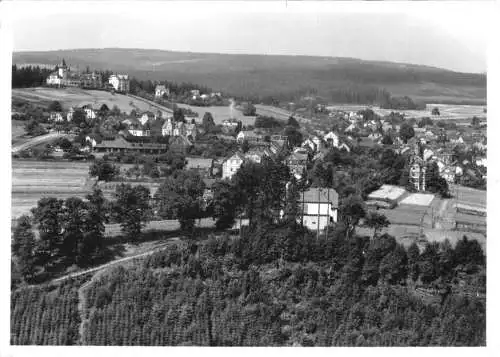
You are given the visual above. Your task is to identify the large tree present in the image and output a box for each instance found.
[48,100,63,112]
[202,112,216,132]
[82,188,108,263]
[113,184,151,239]
[31,197,64,268]
[364,211,390,239]
[89,160,119,182]
[212,180,239,230]
[155,171,205,232]
[399,122,415,144]
[12,215,37,281]
[339,195,366,239]
[61,197,87,265]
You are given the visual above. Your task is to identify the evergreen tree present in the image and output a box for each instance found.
[12,215,37,281]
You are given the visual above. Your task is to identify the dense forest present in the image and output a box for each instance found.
[11,65,53,88]
[11,228,486,346]
[10,279,82,345]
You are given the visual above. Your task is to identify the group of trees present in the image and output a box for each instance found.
[12,189,108,282]
[380,96,426,110]
[12,65,53,88]
[11,225,483,346]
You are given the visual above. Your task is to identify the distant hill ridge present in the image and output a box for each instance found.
[13,48,487,105]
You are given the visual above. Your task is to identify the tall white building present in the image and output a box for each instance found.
[108,74,130,92]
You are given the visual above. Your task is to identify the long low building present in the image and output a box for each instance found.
[366,185,407,209]
[455,203,486,217]
[93,136,168,154]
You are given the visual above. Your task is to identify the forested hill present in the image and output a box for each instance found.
[13,48,486,105]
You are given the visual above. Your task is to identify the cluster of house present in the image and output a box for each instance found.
[180,154,339,232]
[49,104,98,123]
[396,128,487,189]
[46,59,130,92]
[221,130,349,181]
[153,84,222,102]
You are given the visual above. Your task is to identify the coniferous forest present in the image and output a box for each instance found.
[11,223,485,346]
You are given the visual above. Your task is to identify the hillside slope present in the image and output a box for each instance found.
[13,48,487,104]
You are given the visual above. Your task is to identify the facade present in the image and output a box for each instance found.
[244,149,268,164]
[286,150,308,179]
[162,118,174,136]
[222,152,245,179]
[299,187,339,232]
[185,157,214,177]
[155,85,169,99]
[81,72,103,89]
[185,123,198,140]
[323,132,339,147]
[236,130,263,144]
[108,74,130,93]
[139,112,156,125]
[66,107,75,122]
[409,155,426,191]
[82,106,97,120]
[221,119,241,134]
[49,112,64,122]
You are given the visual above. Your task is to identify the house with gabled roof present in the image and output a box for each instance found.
[222,152,246,179]
[236,130,263,144]
[298,187,339,232]
[49,112,64,122]
[186,157,214,177]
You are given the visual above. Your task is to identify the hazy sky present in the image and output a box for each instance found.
[3,1,491,73]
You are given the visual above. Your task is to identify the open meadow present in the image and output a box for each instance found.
[175,102,256,126]
[12,87,172,116]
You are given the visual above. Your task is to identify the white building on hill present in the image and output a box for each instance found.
[108,74,130,92]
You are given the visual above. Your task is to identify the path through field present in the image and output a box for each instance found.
[54,238,179,285]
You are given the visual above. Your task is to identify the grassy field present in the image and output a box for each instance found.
[371,103,486,120]
[175,102,256,126]
[12,87,171,116]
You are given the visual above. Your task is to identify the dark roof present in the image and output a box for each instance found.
[94,136,166,150]
[301,187,339,207]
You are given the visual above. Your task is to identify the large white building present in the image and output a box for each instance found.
[108,74,130,93]
[155,85,169,99]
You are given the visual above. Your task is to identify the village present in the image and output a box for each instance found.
[6,0,489,346]
[11,59,487,244]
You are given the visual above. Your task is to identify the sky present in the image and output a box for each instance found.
[2,1,492,73]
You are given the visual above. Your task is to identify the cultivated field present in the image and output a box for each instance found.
[11,160,152,219]
[12,87,171,116]
[11,160,92,218]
